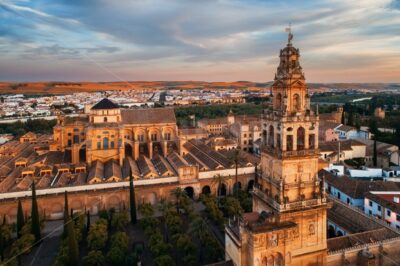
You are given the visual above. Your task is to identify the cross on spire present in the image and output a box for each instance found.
[285,22,293,45]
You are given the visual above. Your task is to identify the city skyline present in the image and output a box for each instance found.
[1,0,400,83]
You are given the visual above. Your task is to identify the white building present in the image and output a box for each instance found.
[364,191,400,230]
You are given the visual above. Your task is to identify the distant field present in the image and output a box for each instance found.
[0,81,268,95]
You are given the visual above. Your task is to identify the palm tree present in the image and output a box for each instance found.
[228,148,245,198]
[212,174,228,207]
[170,187,187,211]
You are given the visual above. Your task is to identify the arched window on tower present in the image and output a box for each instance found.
[103,137,109,149]
[309,134,315,149]
[287,135,293,151]
[293,94,301,112]
[297,127,305,150]
[276,93,282,110]
[268,125,274,147]
[262,130,267,144]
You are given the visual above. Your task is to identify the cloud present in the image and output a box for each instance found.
[0,0,399,82]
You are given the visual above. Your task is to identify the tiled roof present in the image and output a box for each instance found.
[91,98,119,110]
[365,192,400,215]
[335,124,356,132]
[322,169,400,199]
[179,127,209,136]
[121,108,176,124]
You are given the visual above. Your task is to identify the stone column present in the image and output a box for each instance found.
[148,142,153,159]
[134,142,139,160]
[304,127,310,150]
[162,141,168,156]
[71,144,80,164]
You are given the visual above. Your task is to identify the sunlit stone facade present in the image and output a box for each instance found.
[225,32,329,266]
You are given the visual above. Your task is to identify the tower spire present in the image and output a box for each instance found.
[285,22,293,45]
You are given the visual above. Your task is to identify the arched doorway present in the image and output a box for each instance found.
[184,186,194,199]
[247,180,254,191]
[233,182,242,194]
[125,143,133,158]
[147,192,157,205]
[218,184,227,197]
[328,225,336,238]
[337,230,343,237]
[202,185,211,195]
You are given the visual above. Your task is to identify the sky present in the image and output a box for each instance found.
[0,0,399,83]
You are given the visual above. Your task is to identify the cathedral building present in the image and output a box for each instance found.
[50,98,178,165]
[225,32,329,265]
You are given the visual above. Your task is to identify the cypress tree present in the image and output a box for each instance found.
[16,200,25,238]
[341,110,345,125]
[64,191,69,236]
[66,217,79,266]
[31,182,41,243]
[86,211,91,232]
[129,174,137,224]
[373,138,378,167]
[0,227,3,262]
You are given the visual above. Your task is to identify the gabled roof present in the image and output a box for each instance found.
[91,98,119,110]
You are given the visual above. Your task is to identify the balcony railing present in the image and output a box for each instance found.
[252,186,326,212]
[261,145,319,159]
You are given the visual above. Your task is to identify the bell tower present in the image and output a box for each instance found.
[254,30,328,265]
[225,30,329,266]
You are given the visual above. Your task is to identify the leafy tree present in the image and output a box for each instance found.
[138,202,154,218]
[111,211,129,231]
[148,231,170,256]
[222,197,243,218]
[153,254,175,266]
[16,200,25,238]
[106,232,129,265]
[129,174,137,224]
[188,217,209,262]
[0,222,12,261]
[67,217,79,266]
[106,246,125,266]
[30,182,41,243]
[83,250,105,266]
[175,233,195,256]
[165,213,182,236]
[10,233,35,265]
[170,187,187,210]
[87,219,108,250]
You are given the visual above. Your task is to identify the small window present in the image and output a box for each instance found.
[97,142,101,149]
[346,198,350,204]
[104,117,107,122]
[369,201,373,207]
[387,210,391,216]
[369,210,372,215]
[378,205,381,211]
